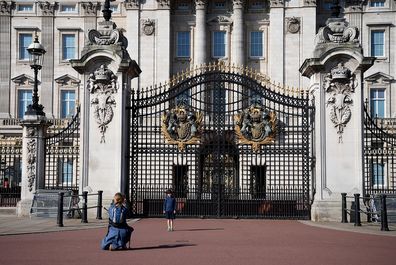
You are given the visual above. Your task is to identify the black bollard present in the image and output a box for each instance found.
[380,194,389,231]
[57,192,64,227]
[82,191,88,223]
[341,193,348,223]
[96,190,103,220]
[354,193,361,226]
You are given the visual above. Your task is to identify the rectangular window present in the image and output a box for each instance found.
[61,90,76,118]
[212,31,226,58]
[19,34,32,60]
[110,5,119,12]
[371,30,385,57]
[62,34,76,60]
[61,159,73,184]
[176,31,191,58]
[173,165,188,198]
[370,1,385,7]
[18,90,32,118]
[322,1,333,10]
[18,4,33,11]
[177,2,190,10]
[250,31,263,58]
[250,166,266,199]
[61,5,76,12]
[250,2,264,9]
[372,163,385,187]
[370,89,385,118]
[214,1,226,9]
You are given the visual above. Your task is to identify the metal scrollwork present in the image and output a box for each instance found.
[235,101,277,152]
[324,63,357,143]
[161,102,203,151]
[88,65,117,143]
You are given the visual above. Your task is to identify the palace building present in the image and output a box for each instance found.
[0,0,395,220]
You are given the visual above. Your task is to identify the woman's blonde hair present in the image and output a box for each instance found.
[113,192,124,205]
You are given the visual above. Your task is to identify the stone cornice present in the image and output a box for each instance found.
[156,0,170,9]
[0,1,14,16]
[38,1,57,16]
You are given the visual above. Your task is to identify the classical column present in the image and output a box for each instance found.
[194,0,207,66]
[231,0,244,66]
[17,116,51,216]
[269,0,285,85]
[38,1,56,118]
[0,1,13,118]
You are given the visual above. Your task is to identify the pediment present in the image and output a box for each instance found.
[365,72,394,84]
[11,74,36,86]
[207,15,233,25]
[55,74,81,86]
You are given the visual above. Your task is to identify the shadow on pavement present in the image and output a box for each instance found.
[130,243,196,250]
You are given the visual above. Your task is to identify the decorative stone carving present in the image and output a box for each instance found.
[316,18,359,44]
[161,100,203,151]
[195,0,207,10]
[156,0,170,8]
[0,1,14,15]
[287,17,300,34]
[87,21,122,45]
[81,2,99,15]
[235,100,277,152]
[232,0,244,9]
[26,135,36,192]
[270,0,284,8]
[38,1,56,16]
[141,19,155,36]
[88,65,117,143]
[125,0,140,9]
[303,0,316,6]
[323,63,357,143]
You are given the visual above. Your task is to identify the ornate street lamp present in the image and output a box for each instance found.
[25,35,46,116]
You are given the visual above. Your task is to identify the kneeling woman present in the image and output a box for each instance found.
[101,193,134,250]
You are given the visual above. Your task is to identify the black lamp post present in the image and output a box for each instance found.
[25,35,46,116]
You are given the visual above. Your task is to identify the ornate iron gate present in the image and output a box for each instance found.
[363,102,396,195]
[129,64,314,219]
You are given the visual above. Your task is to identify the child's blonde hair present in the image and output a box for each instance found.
[113,192,124,206]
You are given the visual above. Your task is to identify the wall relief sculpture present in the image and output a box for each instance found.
[324,63,357,143]
[316,18,359,44]
[26,128,36,192]
[235,101,277,152]
[161,102,203,151]
[88,65,117,143]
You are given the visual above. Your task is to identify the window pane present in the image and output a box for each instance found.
[370,1,385,7]
[371,31,384,57]
[61,91,76,118]
[18,5,33,11]
[213,31,226,57]
[61,5,76,12]
[62,34,76,60]
[250,31,263,57]
[372,163,384,185]
[62,159,73,183]
[18,90,32,118]
[19,34,32,60]
[370,88,385,118]
[176,31,190,57]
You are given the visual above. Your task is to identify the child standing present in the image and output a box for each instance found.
[163,189,176,231]
[101,193,134,250]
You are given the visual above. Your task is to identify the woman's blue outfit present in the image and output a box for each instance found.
[101,204,133,250]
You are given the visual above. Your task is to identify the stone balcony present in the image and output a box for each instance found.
[0,118,71,136]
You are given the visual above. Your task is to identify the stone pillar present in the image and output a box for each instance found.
[71,12,141,204]
[194,0,207,66]
[231,0,244,66]
[0,1,13,118]
[300,17,374,221]
[125,1,140,94]
[17,115,51,216]
[269,0,285,85]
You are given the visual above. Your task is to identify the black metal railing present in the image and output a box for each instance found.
[0,140,22,207]
[57,190,103,227]
[341,193,396,231]
[45,107,80,192]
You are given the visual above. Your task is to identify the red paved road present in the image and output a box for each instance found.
[0,219,395,265]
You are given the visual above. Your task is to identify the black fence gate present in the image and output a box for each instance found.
[129,64,314,219]
[363,102,396,195]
